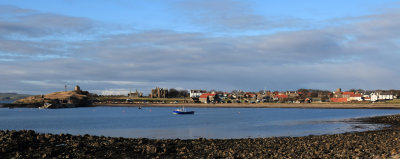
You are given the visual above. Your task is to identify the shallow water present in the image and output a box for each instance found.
[0,107,399,139]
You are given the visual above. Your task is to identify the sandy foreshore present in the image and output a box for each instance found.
[94,103,400,109]
[1,114,400,158]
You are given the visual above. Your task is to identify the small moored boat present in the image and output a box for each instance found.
[173,107,194,114]
[39,103,52,109]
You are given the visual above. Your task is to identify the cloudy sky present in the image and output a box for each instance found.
[1,0,400,95]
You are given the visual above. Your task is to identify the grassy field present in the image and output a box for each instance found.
[385,99,400,104]
[94,96,192,103]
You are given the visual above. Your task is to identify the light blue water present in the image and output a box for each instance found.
[0,107,399,139]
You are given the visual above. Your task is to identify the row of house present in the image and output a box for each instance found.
[123,88,398,103]
[190,88,399,104]
[330,88,395,102]
[191,90,308,103]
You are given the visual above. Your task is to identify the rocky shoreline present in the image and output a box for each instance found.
[1,115,400,158]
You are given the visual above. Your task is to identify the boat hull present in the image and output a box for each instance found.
[173,110,195,114]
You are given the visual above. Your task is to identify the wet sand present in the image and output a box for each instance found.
[1,114,400,158]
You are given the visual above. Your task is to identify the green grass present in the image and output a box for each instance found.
[94,96,192,103]
[385,99,400,104]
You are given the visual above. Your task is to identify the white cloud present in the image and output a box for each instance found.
[176,0,302,31]
[1,5,400,94]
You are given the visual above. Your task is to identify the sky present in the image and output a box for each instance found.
[1,0,400,95]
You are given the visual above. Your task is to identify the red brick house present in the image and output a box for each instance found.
[199,93,216,103]
[330,98,348,103]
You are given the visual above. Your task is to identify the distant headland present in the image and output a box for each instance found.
[5,85,92,108]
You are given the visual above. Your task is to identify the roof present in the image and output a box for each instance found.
[379,92,393,95]
[342,92,355,95]
[246,93,256,97]
[275,94,288,98]
[199,93,216,98]
[350,94,362,97]
[330,98,348,102]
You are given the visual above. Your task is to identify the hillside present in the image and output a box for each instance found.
[12,86,92,108]
[0,93,31,101]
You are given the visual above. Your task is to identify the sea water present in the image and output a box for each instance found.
[0,100,14,104]
[0,107,399,139]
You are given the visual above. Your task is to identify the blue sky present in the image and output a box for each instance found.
[1,0,400,95]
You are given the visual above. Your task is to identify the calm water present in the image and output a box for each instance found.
[1,107,400,139]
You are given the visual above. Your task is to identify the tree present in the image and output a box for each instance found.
[168,88,179,98]
[348,89,365,93]
[167,89,189,98]
[297,89,309,94]
[310,92,318,98]
[178,90,189,98]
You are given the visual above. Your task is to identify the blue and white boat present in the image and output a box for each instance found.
[173,107,194,114]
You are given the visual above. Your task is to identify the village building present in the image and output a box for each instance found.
[256,93,267,102]
[150,87,168,98]
[349,94,363,101]
[378,92,394,100]
[311,98,322,103]
[128,89,143,98]
[273,94,288,101]
[333,88,343,98]
[74,85,81,92]
[304,98,312,103]
[286,91,300,98]
[342,92,355,99]
[199,93,216,103]
[217,92,228,100]
[370,92,394,102]
[244,92,256,99]
[330,98,348,103]
[190,90,207,98]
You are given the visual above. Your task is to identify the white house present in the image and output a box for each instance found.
[349,94,363,101]
[379,92,394,100]
[370,93,378,102]
[370,92,394,102]
[190,90,207,98]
